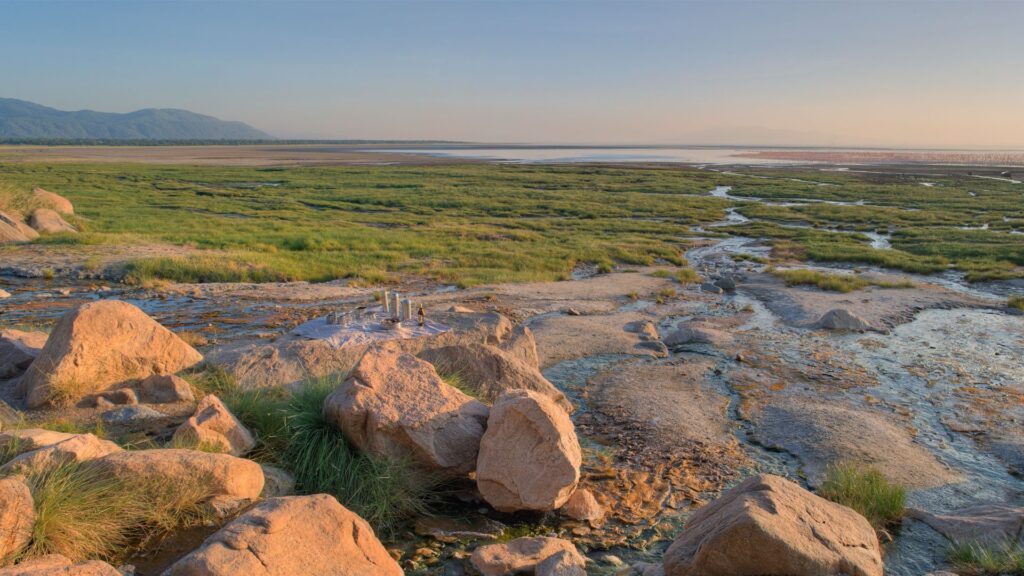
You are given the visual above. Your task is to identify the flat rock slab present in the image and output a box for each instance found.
[530,311,669,368]
[749,396,958,489]
[907,504,1024,546]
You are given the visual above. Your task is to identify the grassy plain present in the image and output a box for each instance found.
[1,159,1022,285]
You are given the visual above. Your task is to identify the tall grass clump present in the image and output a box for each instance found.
[948,540,1024,575]
[1009,296,1024,312]
[222,376,438,534]
[773,269,914,293]
[20,461,211,562]
[818,463,906,529]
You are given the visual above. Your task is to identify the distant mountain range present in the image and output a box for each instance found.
[0,98,272,140]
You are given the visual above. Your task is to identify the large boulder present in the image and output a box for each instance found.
[0,330,47,380]
[471,537,585,576]
[172,395,255,456]
[0,211,38,244]
[476,390,581,512]
[97,449,264,500]
[163,494,402,576]
[0,556,121,575]
[206,309,512,389]
[20,300,203,408]
[0,433,122,475]
[28,209,76,235]
[815,308,872,332]
[418,343,573,412]
[323,346,488,476]
[663,474,883,576]
[32,189,73,215]
[0,477,34,563]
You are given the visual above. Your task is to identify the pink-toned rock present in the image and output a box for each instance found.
[0,330,47,379]
[663,474,883,576]
[0,555,121,575]
[163,494,402,576]
[0,434,122,475]
[907,504,1024,546]
[419,343,573,412]
[0,477,34,563]
[560,488,605,525]
[21,300,203,408]
[32,188,73,215]
[476,390,581,512]
[495,325,540,369]
[0,211,38,244]
[173,395,255,456]
[471,537,585,576]
[97,449,263,500]
[140,374,194,403]
[0,429,78,455]
[537,550,587,576]
[323,346,488,476]
[27,209,75,235]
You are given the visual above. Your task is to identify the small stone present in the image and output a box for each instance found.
[140,374,194,403]
[565,308,582,316]
[560,488,605,525]
[0,289,10,299]
[101,405,166,425]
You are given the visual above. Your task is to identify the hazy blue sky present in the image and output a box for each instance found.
[3,0,1022,146]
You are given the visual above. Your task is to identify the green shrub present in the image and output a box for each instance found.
[948,540,1024,575]
[818,463,906,528]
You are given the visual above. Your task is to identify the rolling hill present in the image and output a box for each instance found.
[0,98,272,140]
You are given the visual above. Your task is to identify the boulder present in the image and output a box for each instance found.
[907,505,1024,546]
[0,434,122,475]
[140,374,194,403]
[163,494,402,576]
[207,309,512,389]
[100,404,166,425]
[32,189,73,215]
[0,477,34,563]
[625,320,659,341]
[815,308,872,332]
[663,321,733,348]
[97,449,263,500]
[173,395,255,456]
[21,300,203,408]
[0,330,47,380]
[259,465,295,497]
[0,556,121,576]
[28,209,76,235]
[419,343,573,412]
[476,390,581,512]
[536,550,588,576]
[560,488,605,525]
[495,325,540,369]
[663,474,882,576]
[0,429,79,455]
[0,211,38,244]
[323,346,488,476]
[471,537,585,576]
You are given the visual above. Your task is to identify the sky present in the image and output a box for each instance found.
[2,0,1023,147]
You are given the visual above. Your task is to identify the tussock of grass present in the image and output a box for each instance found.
[1007,296,1023,311]
[818,463,906,529]
[211,374,438,534]
[0,182,42,217]
[773,269,915,293]
[20,461,212,563]
[437,369,479,400]
[948,540,1024,575]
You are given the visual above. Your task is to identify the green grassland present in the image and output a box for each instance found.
[1,161,1022,285]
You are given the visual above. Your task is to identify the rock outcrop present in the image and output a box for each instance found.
[28,209,76,234]
[0,477,34,563]
[0,433,122,475]
[0,211,38,244]
[32,188,73,215]
[97,449,264,500]
[21,300,203,408]
[0,556,121,575]
[206,309,512,389]
[163,494,402,576]
[419,343,573,412]
[494,325,540,369]
[476,390,581,512]
[663,474,883,576]
[323,346,488,476]
[471,537,585,576]
[0,330,47,380]
[173,395,255,456]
